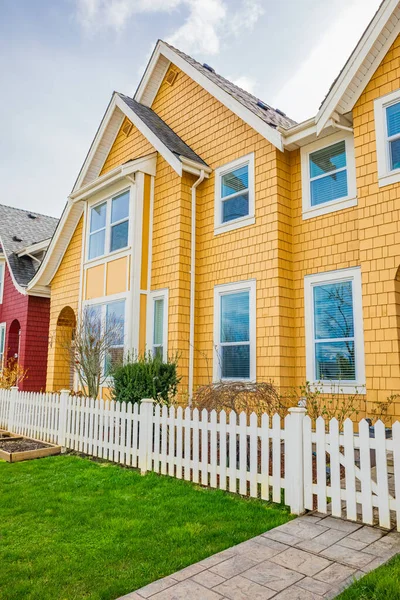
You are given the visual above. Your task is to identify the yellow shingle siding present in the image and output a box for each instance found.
[152,67,293,391]
[46,216,83,390]
[100,117,154,175]
[353,34,400,416]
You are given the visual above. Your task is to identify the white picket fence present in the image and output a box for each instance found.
[0,387,399,530]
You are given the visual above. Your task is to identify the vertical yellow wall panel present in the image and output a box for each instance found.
[141,174,151,291]
[86,264,105,299]
[139,294,147,355]
[106,257,128,296]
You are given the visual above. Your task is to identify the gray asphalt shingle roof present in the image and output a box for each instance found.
[117,94,209,166]
[162,41,297,130]
[0,204,58,287]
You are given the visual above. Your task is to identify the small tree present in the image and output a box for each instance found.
[64,307,123,399]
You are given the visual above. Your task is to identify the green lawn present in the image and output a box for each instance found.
[337,554,400,600]
[0,454,292,600]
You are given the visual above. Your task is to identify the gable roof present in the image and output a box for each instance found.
[160,42,296,130]
[0,204,58,288]
[135,40,296,151]
[315,0,400,134]
[118,94,208,166]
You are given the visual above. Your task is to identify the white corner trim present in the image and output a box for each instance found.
[214,153,255,234]
[304,266,366,394]
[374,88,400,187]
[213,279,256,383]
[301,131,357,220]
[0,261,5,304]
[136,42,284,152]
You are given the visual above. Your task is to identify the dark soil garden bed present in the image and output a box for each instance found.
[0,438,61,463]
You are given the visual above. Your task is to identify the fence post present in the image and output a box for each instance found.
[287,406,307,515]
[8,386,18,433]
[58,390,69,448]
[139,398,154,475]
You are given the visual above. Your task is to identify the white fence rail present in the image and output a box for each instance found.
[0,387,399,530]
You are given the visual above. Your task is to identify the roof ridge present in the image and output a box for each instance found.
[0,202,58,221]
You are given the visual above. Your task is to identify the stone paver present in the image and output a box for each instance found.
[119,513,400,600]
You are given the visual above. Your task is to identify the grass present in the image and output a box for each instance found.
[337,554,400,600]
[0,454,292,600]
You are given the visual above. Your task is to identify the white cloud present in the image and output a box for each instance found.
[230,75,257,95]
[271,0,381,122]
[75,0,263,55]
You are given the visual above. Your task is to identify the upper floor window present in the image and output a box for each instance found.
[301,132,356,219]
[88,190,130,260]
[374,90,400,187]
[304,267,365,394]
[214,153,255,234]
[214,280,256,381]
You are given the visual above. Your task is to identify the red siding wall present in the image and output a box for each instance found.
[0,264,50,391]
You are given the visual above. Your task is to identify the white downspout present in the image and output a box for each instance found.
[188,169,205,405]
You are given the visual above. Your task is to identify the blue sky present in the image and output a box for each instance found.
[0,0,381,217]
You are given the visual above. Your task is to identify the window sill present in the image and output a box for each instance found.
[378,169,400,187]
[214,215,255,236]
[85,245,131,267]
[309,381,366,395]
[302,196,357,220]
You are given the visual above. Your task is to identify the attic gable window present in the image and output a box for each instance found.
[301,131,357,220]
[214,153,255,235]
[88,190,130,261]
[374,90,400,187]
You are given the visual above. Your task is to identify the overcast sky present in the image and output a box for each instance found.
[0,0,381,218]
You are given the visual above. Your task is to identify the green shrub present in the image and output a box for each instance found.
[110,352,180,405]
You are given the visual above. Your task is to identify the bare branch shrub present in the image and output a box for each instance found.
[0,357,27,389]
[63,307,123,399]
[192,380,287,418]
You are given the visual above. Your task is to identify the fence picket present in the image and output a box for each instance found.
[219,410,227,491]
[316,417,327,514]
[303,416,313,510]
[176,407,183,479]
[261,413,269,501]
[329,418,342,518]
[239,412,247,496]
[375,420,391,529]
[393,422,400,531]
[272,414,281,503]
[359,419,373,525]
[192,408,200,484]
[344,419,357,522]
[249,412,257,498]
[210,410,217,488]
[153,404,161,473]
[228,411,237,493]
[168,406,175,477]
[184,407,191,481]
[201,409,208,486]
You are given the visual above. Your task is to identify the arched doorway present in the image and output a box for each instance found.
[7,319,21,364]
[54,307,76,390]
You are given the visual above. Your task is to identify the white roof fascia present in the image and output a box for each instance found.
[136,41,284,152]
[316,0,400,135]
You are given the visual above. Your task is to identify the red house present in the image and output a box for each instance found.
[0,204,58,391]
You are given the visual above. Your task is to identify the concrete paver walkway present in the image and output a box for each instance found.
[118,513,400,600]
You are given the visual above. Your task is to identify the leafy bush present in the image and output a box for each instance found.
[110,352,180,405]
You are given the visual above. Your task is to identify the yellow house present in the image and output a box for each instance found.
[28,0,400,417]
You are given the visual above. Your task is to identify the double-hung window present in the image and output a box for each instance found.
[374,90,400,186]
[214,280,256,381]
[215,153,255,234]
[148,290,168,360]
[304,267,365,393]
[301,132,356,219]
[88,190,130,260]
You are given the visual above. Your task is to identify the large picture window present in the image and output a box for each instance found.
[85,299,126,373]
[304,267,365,393]
[214,280,256,381]
[88,190,130,260]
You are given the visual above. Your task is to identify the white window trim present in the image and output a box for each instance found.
[147,289,169,361]
[301,131,357,220]
[0,261,5,304]
[214,153,255,235]
[304,267,365,395]
[213,279,256,383]
[374,89,400,187]
[86,185,131,263]
[0,322,6,370]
